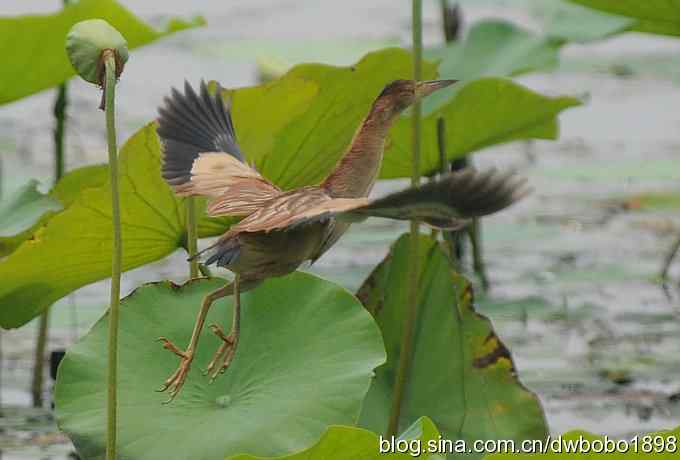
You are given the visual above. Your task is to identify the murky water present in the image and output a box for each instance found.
[2,1,680,458]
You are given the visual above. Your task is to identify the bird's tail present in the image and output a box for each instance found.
[342,168,530,229]
[189,235,242,270]
[190,241,239,267]
[156,80,244,191]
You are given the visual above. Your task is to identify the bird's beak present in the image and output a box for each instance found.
[415,79,459,98]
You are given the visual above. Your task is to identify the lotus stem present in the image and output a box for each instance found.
[65,18,126,457]
[31,0,72,408]
[469,219,489,290]
[387,0,423,437]
[436,117,463,267]
[186,197,199,278]
[660,232,680,282]
[0,330,3,411]
[54,83,67,180]
[103,50,122,460]
[31,311,50,407]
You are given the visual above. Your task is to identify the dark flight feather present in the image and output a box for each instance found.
[157,80,244,188]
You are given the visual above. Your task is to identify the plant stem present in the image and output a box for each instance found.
[660,232,680,282]
[409,3,422,192]
[438,0,470,268]
[429,118,448,240]
[436,118,460,263]
[439,0,488,289]
[31,314,49,407]
[0,329,2,412]
[31,81,68,408]
[387,0,423,437]
[198,263,213,278]
[440,0,462,42]
[186,197,199,278]
[103,50,122,460]
[32,0,70,410]
[54,84,67,180]
[469,218,489,290]
[437,118,447,177]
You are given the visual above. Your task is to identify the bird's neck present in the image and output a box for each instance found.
[322,102,396,198]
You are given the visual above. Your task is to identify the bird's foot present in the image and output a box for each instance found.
[156,337,193,403]
[203,324,239,382]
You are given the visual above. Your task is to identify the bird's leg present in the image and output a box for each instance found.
[157,282,233,402]
[205,274,241,381]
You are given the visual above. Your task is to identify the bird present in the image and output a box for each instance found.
[155,78,530,401]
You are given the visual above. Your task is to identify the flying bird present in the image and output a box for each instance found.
[155,79,529,401]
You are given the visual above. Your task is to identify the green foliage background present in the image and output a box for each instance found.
[0,49,579,328]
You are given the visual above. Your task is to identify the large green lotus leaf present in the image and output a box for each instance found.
[0,124,184,328]
[383,78,581,179]
[55,274,385,460]
[0,0,204,105]
[223,48,580,186]
[0,180,62,238]
[51,164,109,205]
[426,19,563,82]
[356,234,548,457]
[0,124,239,328]
[0,165,107,257]
[484,427,680,459]
[568,0,680,37]
[228,417,440,460]
[537,1,634,43]
[222,48,438,189]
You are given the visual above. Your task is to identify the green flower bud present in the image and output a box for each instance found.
[65,19,128,86]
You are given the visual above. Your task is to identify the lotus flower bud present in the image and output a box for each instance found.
[65,19,128,86]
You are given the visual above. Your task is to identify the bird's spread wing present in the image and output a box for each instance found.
[184,153,280,217]
[157,80,280,217]
[230,187,351,233]
[231,168,529,234]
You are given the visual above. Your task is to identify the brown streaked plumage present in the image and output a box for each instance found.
[155,79,529,401]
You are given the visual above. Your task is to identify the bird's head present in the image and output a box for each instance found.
[372,79,458,119]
